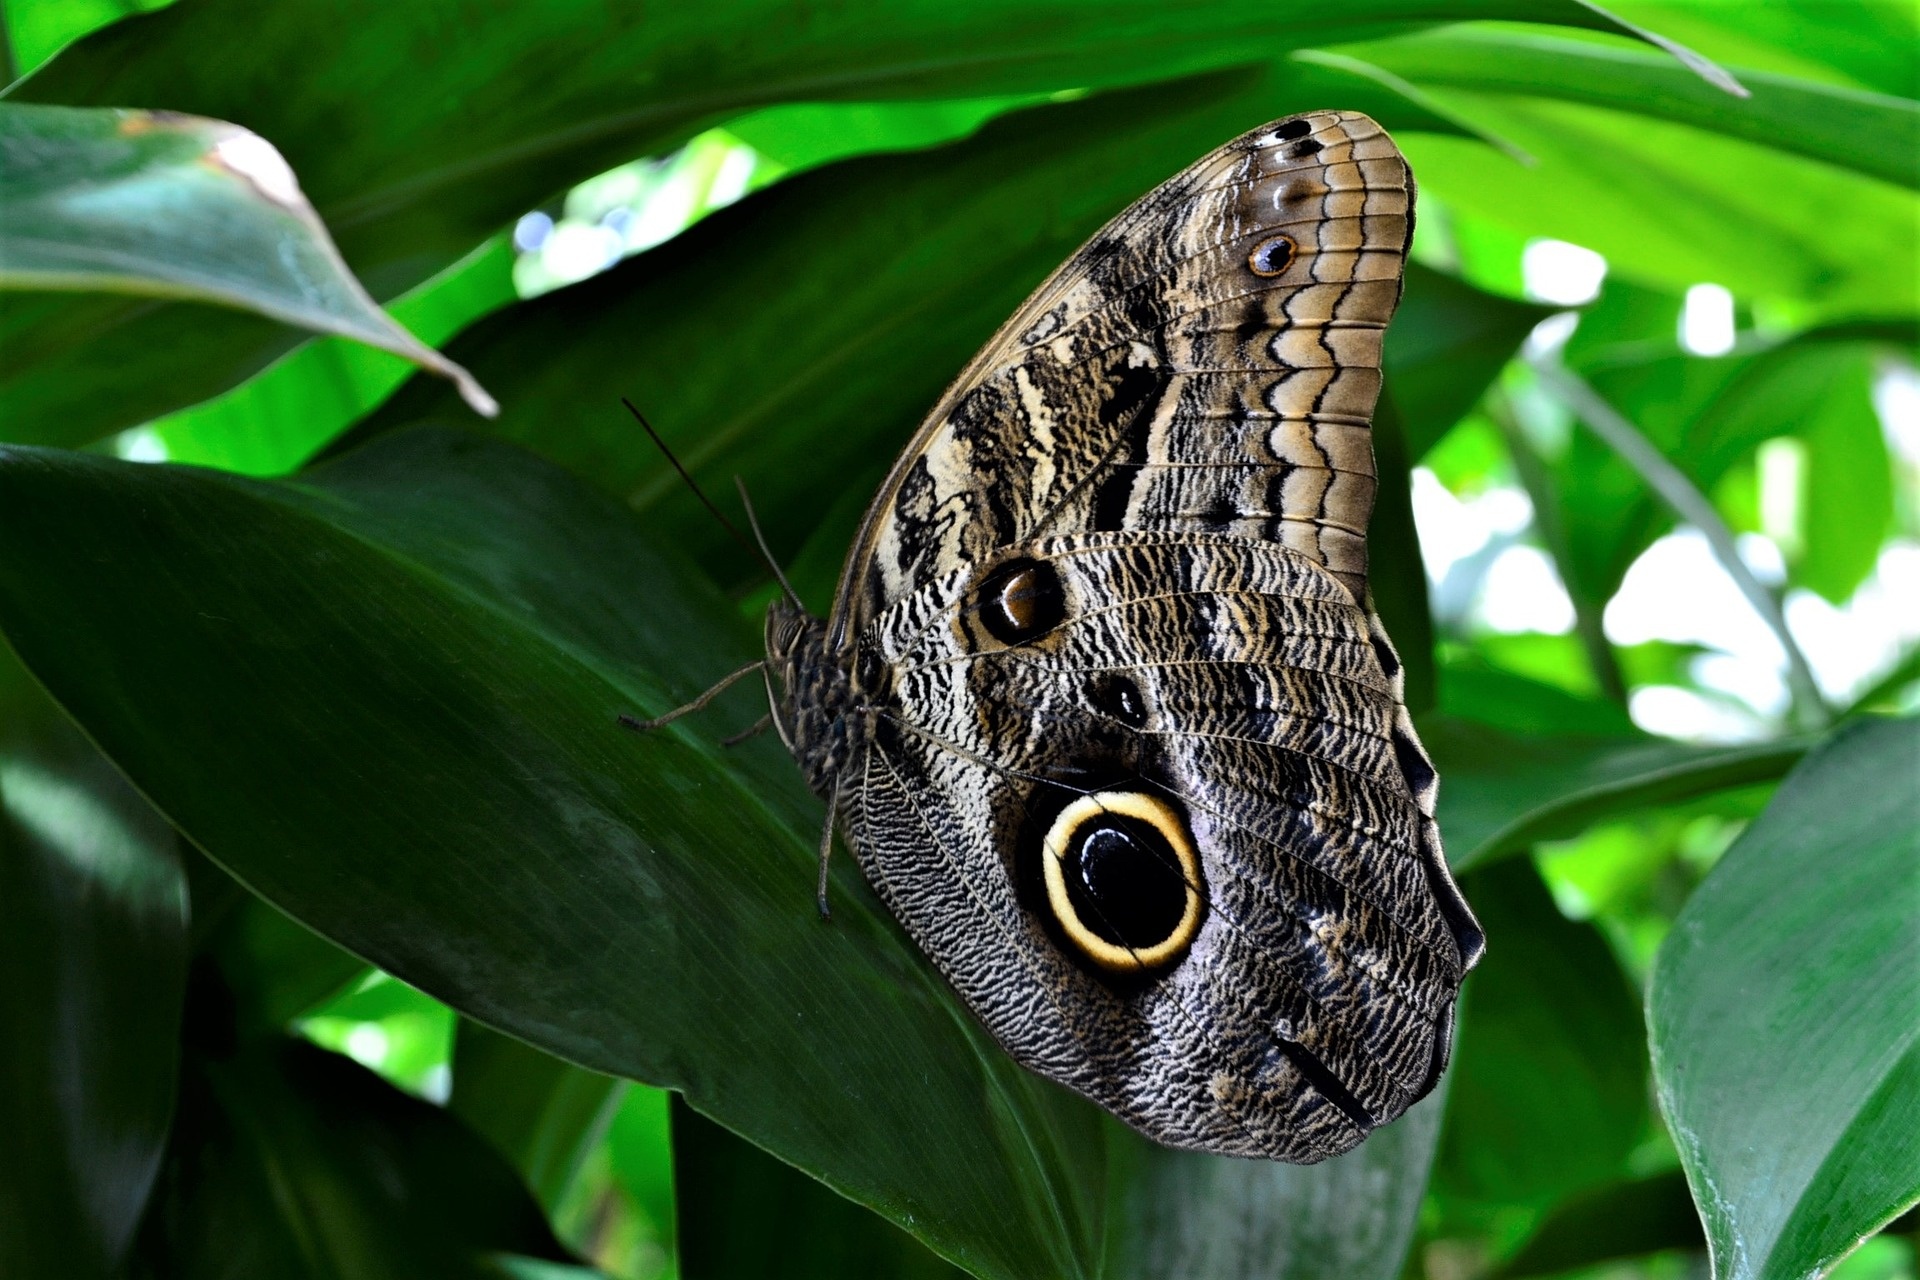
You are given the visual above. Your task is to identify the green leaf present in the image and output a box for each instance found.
[1649,716,1920,1280]
[132,1035,569,1278]
[1558,315,1903,619]
[1389,266,1556,459]
[672,1097,969,1279]
[1796,349,1894,602]
[1492,1169,1703,1279]
[193,865,369,1034]
[0,0,1715,446]
[0,427,1448,1279]
[0,103,493,414]
[1397,97,1920,317]
[1599,0,1917,99]
[1335,29,1920,190]
[0,643,188,1280]
[1,0,175,83]
[340,72,1547,601]
[1433,859,1649,1243]
[452,1022,626,1212]
[145,237,516,476]
[1429,716,1808,872]
[1103,1083,1448,1279]
[1420,664,1807,869]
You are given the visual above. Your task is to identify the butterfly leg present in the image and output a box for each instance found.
[721,713,774,747]
[617,659,764,732]
[815,781,839,921]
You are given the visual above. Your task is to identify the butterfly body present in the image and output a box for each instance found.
[758,110,1481,1162]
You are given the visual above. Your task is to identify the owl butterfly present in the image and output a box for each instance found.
[658,110,1483,1162]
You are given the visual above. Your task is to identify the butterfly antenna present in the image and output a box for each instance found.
[621,398,802,607]
[733,476,804,609]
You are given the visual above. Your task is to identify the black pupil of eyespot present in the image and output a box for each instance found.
[979,558,1065,645]
[1065,818,1188,950]
[1253,237,1293,275]
[1093,674,1147,727]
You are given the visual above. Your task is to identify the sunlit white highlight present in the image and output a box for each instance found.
[213,132,301,207]
[1681,283,1736,356]
[1522,239,1607,306]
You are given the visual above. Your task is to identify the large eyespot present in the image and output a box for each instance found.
[975,557,1066,646]
[1042,791,1204,972]
[1248,234,1297,278]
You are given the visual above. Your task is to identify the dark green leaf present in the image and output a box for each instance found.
[1370,391,1436,716]
[1389,266,1555,459]
[1433,861,1648,1228]
[1430,716,1809,872]
[0,0,1713,446]
[673,1097,968,1280]
[1492,1169,1703,1279]
[0,643,188,1280]
[0,427,1448,1279]
[132,1035,568,1279]
[0,103,493,412]
[1420,661,1807,870]
[1103,1083,1448,1279]
[197,876,369,1034]
[452,1021,625,1212]
[1650,716,1920,1280]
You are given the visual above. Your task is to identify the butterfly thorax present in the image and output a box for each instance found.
[765,597,865,799]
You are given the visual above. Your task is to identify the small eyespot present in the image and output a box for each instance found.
[1273,118,1314,141]
[975,557,1066,645]
[1248,235,1296,278]
[1089,674,1149,728]
[1041,791,1204,973]
[1288,138,1324,159]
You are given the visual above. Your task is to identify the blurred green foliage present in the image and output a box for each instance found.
[1,1,1915,1278]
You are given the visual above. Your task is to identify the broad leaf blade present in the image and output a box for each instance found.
[133,1036,568,1278]
[672,1098,968,1280]
[1335,29,1919,189]
[0,0,1716,446]
[1432,862,1648,1230]
[0,103,493,414]
[0,427,1453,1279]
[1649,716,1920,1280]
[0,645,188,1280]
[337,71,1549,601]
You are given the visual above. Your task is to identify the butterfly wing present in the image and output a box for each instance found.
[827,111,1482,1161]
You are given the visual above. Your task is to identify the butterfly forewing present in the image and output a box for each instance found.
[772,110,1482,1162]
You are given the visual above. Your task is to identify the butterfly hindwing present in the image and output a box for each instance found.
[769,110,1483,1161]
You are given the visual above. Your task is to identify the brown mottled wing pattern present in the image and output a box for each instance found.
[814,112,1483,1161]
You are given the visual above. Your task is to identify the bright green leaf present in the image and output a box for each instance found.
[1335,29,1920,190]
[1399,97,1920,317]
[1650,716,1920,1280]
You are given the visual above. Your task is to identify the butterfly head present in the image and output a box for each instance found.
[764,597,864,797]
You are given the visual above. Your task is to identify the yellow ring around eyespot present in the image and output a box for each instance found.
[1041,790,1204,972]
